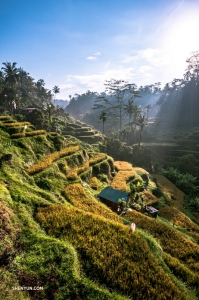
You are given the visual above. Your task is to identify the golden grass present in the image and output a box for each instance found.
[36,204,188,300]
[111,170,136,191]
[88,152,107,165]
[11,130,46,138]
[152,174,185,210]
[64,183,121,223]
[143,190,159,206]
[114,161,133,171]
[89,177,98,190]
[27,145,80,175]
[159,206,199,232]
[126,209,199,273]
[66,161,89,180]
[4,122,31,127]
[65,152,108,181]
[47,132,58,136]
[133,167,149,175]
[0,116,12,120]
[164,253,199,295]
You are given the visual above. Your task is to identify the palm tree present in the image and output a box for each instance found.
[99,110,107,134]
[137,114,148,151]
[1,62,20,112]
[144,104,152,120]
[1,62,19,89]
[53,85,60,99]
[124,99,136,124]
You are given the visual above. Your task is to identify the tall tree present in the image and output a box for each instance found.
[1,62,19,89]
[144,104,152,120]
[1,62,20,112]
[186,50,199,82]
[137,114,148,151]
[53,85,60,99]
[124,99,136,124]
[99,110,107,134]
[93,79,141,131]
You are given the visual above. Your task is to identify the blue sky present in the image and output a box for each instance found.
[1,0,199,99]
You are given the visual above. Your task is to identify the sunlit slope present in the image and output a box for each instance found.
[36,204,189,300]
[1,114,199,299]
[125,210,199,297]
[64,183,122,223]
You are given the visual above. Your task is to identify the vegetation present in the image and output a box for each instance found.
[1,52,199,299]
[26,145,80,175]
[36,205,190,300]
[64,183,122,222]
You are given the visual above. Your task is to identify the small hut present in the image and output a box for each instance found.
[98,186,129,212]
[145,206,158,218]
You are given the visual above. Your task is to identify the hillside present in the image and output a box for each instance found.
[0,115,199,300]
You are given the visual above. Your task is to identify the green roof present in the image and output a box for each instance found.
[98,187,128,204]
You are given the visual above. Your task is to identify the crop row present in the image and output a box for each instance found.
[3,121,31,127]
[0,116,12,120]
[36,204,187,300]
[114,161,133,171]
[7,125,34,134]
[125,210,199,273]
[143,190,159,206]
[66,161,89,180]
[27,145,80,175]
[111,170,136,191]
[164,253,199,296]
[159,206,199,232]
[152,174,185,210]
[64,183,121,223]
[88,153,107,165]
[66,153,108,180]
[11,130,46,139]
[47,132,58,136]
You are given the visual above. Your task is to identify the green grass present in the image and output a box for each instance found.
[1,115,199,300]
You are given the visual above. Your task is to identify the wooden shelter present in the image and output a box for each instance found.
[98,186,129,212]
[145,206,158,218]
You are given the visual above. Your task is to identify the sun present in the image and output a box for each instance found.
[163,10,199,64]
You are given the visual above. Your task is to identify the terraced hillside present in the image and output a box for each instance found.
[142,126,199,164]
[0,115,199,300]
[61,120,104,144]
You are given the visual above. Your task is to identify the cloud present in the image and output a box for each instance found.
[122,48,169,67]
[64,66,137,97]
[122,55,135,63]
[87,51,101,60]
[87,56,98,60]
[60,84,77,89]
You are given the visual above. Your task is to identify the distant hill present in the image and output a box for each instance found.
[52,99,69,108]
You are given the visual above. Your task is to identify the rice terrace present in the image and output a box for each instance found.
[1,3,199,298]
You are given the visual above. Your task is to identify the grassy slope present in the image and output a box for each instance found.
[0,117,199,300]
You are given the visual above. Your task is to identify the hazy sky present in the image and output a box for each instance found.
[1,0,199,99]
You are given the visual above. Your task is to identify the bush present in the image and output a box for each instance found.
[187,196,199,211]
[160,167,197,195]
